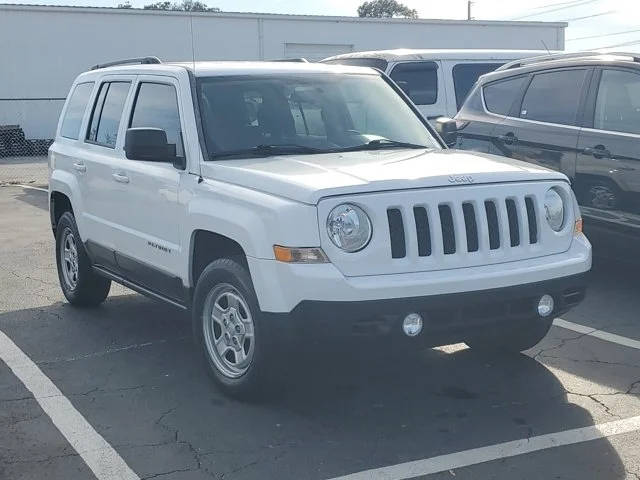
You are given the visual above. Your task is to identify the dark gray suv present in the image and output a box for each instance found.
[439,52,640,258]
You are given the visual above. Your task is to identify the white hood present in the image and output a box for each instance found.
[200,148,567,204]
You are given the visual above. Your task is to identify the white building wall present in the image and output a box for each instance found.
[0,5,566,140]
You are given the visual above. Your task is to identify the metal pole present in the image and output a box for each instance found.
[467,0,472,20]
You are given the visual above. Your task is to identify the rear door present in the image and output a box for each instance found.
[507,68,591,176]
[388,61,445,122]
[575,67,640,246]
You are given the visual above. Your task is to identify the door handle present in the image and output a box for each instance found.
[112,172,130,184]
[497,132,518,145]
[72,162,86,173]
[583,145,612,159]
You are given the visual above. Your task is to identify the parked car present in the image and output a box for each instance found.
[321,49,552,121]
[438,51,640,259]
[49,58,590,398]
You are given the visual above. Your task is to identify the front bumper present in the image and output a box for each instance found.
[248,234,591,313]
[264,272,588,346]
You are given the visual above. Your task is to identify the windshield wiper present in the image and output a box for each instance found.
[212,144,328,159]
[336,139,429,152]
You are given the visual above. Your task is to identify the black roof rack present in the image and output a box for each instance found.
[269,58,310,63]
[497,51,640,71]
[89,56,162,71]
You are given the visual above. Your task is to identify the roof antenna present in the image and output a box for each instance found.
[541,39,551,56]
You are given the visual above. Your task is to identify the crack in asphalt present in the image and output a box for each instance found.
[0,451,78,466]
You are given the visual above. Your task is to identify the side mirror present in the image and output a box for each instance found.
[435,117,459,146]
[125,127,184,169]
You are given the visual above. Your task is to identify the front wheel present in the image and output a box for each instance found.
[466,319,553,353]
[192,258,277,399]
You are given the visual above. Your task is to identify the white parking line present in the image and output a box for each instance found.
[554,318,640,351]
[0,328,139,480]
[327,415,640,480]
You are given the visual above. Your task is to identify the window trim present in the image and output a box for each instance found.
[389,60,439,106]
[60,81,95,140]
[582,66,640,137]
[84,80,132,149]
[127,80,186,162]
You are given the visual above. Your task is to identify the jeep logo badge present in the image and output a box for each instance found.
[448,175,474,184]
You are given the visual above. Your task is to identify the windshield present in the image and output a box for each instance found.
[196,73,439,159]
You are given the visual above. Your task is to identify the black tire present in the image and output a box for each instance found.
[466,318,553,353]
[55,212,111,307]
[578,178,622,210]
[192,258,279,399]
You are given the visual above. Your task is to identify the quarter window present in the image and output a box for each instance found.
[130,82,184,158]
[453,63,503,110]
[483,76,528,115]
[86,81,131,148]
[60,82,94,140]
[520,69,587,126]
[594,69,640,135]
[389,62,438,105]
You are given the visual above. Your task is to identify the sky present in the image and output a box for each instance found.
[3,0,639,52]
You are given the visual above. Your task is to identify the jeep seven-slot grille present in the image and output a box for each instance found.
[386,196,538,259]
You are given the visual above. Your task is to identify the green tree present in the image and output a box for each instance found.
[117,0,132,7]
[357,0,417,18]
[143,0,220,11]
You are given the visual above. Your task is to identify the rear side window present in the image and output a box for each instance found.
[130,82,184,158]
[483,76,528,115]
[520,69,587,126]
[594,69,640,135]
[390,62,438,105]
[323,57,388,71]
[86,81,131,148]
[452,63,503,110]
[60,82,94,140]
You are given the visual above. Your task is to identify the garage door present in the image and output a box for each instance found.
[284,43,354,61]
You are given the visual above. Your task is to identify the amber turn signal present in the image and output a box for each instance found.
[273,245,329,264]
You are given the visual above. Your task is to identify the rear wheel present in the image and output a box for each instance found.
[55,212,111,307]
[192,258,278,399]
[466,319,553,353]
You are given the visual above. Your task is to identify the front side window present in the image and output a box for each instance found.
[130,82,184,158]
[452,63,503,110]
[86,81,131,148]
[197,73,438,158]
[60,82,94,140]
[389,62,438,105]
[594,69,640,135]
[520,69,587,126]
[483,76,528,116]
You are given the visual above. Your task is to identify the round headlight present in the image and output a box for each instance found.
[544,188,565,231]
[326,204,372,252]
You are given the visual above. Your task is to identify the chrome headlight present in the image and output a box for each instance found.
[326,203,372,252]
[544,187,565,231]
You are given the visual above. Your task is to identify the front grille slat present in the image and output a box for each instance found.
[387,208,406,259]
[386,191,545,261]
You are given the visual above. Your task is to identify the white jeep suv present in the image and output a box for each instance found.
[49,57,591,397]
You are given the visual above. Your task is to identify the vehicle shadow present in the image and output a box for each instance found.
[0,294,629,479]
[12,186,48,211]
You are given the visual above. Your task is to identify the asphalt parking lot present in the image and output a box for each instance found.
[1,184,639,480]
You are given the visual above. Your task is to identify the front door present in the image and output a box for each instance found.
[106,77,189,302]
[575,67,640,251]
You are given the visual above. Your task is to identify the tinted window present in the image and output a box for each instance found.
[60,82,94,140]
[323,57,388,71]
[87,81,130,148]
[520,69,587,125]
[130,82,184,157]
[453,63,503,110]
[390,62,438,105]
[483,76,528,115]
[594,69,640,135]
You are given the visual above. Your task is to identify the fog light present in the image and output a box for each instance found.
[402,313,423,337]
[537,294,554,317]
